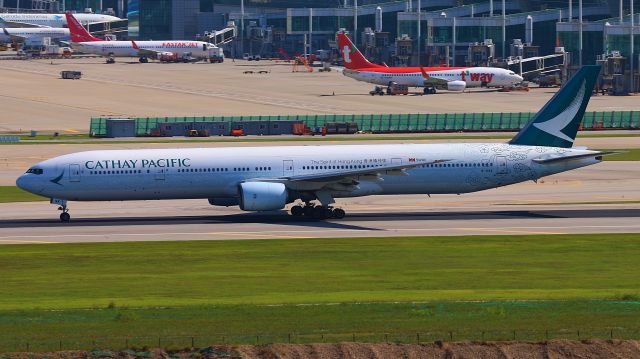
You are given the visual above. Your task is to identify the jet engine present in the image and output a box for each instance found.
[447,80,466,92]
[239,182,288,211]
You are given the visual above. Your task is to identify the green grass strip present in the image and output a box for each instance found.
[0,186,47,202]
[1,234,639,310]
[0,234,639,349]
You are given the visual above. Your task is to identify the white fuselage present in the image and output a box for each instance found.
[16,143,600,203]
[72,40,212,58]
[0,13,120,27]
[345,67,523,88]
[0,27,69,42]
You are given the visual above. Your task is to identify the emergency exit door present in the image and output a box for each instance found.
[69,164,80,182]
[283,160,294,176]
[496,156,508,174]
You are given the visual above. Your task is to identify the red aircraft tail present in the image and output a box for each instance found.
[65,12,102,42]
[337,32,383,70]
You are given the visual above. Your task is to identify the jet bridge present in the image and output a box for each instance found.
[504,49,568,78]
[203,22,236,46]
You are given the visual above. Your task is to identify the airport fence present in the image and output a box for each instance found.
[2,328,640,352]
[89,111,640,137]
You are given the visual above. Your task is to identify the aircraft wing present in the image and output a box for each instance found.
[251,158,451,191]
[2,28,26,41]
[532,151,621,164]
[0,19,50,28]
[419,67,449,87]
[131,40,162,58]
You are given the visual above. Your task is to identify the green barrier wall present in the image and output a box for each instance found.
[90,111,640,137]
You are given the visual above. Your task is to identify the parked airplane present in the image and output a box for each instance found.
[65,12,215,63]
[0,27,69,43]
[0,13,120,28]
[337,33,523,94]
[17,66,610,222]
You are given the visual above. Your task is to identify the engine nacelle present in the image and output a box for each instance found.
[447,80,466,92]
[208,197,239,207]
[239,182,288,211]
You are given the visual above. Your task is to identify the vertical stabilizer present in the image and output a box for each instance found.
[510,65,601,148]
[65,12,102,42]
[337,32,383,70]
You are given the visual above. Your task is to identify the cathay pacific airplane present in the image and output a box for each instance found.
[17,66,612,222]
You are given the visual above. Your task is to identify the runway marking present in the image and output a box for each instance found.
[461,228,568,235]
[207,232,314,239]
[1,224,640,242]
[0,239,60,244]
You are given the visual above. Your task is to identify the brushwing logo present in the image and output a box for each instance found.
[342,44,352,63]
[50,170,64,185]
[533,80,586,143]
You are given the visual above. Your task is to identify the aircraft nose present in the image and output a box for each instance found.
[16,175,28,191]
[16,174,41,194]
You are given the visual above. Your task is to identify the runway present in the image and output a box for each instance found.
[1,160,639,244]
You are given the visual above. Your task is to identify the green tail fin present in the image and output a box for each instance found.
[510,65,601,148]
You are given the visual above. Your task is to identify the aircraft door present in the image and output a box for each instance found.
[69,164,81,182]
[391,158,402,166]
[155,168,166,180]
[283,160,294,177]
[496,156,508,174]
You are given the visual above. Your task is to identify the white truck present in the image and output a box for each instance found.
[208,47,224,63]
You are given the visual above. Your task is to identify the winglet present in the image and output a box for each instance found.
[419,67,430,78]
[65,11,102,42]
[131,39,139,50]
[510,65,601,148]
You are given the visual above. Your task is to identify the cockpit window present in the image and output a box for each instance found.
[26,168,43,175]
[508,72,515,75]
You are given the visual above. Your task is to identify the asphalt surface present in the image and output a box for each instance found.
[1,161,638,244]
[1,57,640,132]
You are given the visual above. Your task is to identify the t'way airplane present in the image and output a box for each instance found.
[65,12,216,63]
[0,13,120,28]
[17,66,611,222]
[337,33,523,94]
[0,27,69,43]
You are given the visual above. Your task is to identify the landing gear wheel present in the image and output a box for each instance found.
[106,57,115,64]
[139,57,149,63]
[312,205,326,219]
[291,205,303,217]
[332,208,346,219]
[60,212,70,222]
[303,205,315,217]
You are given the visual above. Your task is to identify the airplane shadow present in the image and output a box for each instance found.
[1,208,638,230]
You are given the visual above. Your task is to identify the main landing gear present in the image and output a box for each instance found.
[423,86,437,95]
[290,203,346,219]
[139,56,149,63]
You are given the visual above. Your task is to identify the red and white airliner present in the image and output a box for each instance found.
[65,12,217,63]
[337,33,523,94]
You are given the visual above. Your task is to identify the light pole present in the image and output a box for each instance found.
[502,0,506,59]
[240,0,244,58]
[631,0,635,92]
[578,0,583,66]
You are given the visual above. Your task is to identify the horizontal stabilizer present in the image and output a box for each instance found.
[532,151,621,164]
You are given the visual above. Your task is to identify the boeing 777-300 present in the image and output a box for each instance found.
[17,66,611,222]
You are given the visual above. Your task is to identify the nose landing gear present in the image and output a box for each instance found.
[51,198,70,222]
[290,203,346,219]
